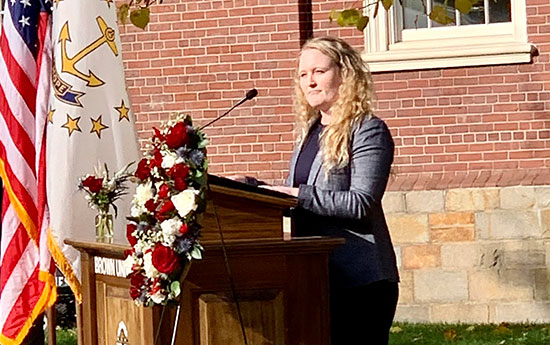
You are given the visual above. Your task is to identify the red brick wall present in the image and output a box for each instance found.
[120,0,303,181]
[120,0,550,189]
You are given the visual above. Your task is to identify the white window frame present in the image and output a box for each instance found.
[363,0,535,72]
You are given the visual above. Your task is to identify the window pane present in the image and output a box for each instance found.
[431,0,456,27]
[489,0,511,23]
[460,2,485,25]
[403,0,429,29]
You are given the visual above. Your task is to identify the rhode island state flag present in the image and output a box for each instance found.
[47,0,139,301]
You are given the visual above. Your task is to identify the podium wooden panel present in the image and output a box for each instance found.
[66,175,344,345]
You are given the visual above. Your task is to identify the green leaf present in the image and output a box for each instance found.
[329,9,339,23]
[197,138,209,149]
[381,0,393,11]
[335,9,369,31]
[170,281,181,297]
[443,328,458,341]
[455,0,479,14]
[495,323,512,335]
[337,9,361,27]
[117,4,130,25]
[184,114,193,125]
[356,15,369,31]
[130,8,150,30]
[198,172,207,187]
[429,6,454,25]
[390,326,403,334]
[190,246,202,260]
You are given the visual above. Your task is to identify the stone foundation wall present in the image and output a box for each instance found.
[384,185,550,323]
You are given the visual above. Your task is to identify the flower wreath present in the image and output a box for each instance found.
[124,114,208,306]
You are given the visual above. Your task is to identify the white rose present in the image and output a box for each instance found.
[151,291,166,304]
[130,204,147,217]
[160,218,182,237]
[161,151,180,169]
[171,189,198,218]
[134,181,153,206]
[106,179,116,190]
[123,255,135,274]
[162,234,176,246]
[143,252,159,279]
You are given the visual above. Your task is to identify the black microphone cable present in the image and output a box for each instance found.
[207,181,249,345]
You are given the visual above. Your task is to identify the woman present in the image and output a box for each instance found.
[268,37,399,344]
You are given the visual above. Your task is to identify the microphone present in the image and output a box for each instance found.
[199,89,258,130]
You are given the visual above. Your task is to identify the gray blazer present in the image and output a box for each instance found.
[287,116,399,288]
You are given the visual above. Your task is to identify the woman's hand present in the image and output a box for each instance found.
[260,185,299,197]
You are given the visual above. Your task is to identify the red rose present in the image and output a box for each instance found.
[150,278,161,295]
[165,122,188,149]
[150,149,163,169]
[82,176,103,193]
[135,158,151,180]
[179,223,189,235]
[153,127,165,142]
[129,272,146,299]
[157,183,171,199]
[168,163,190,179]
[126,223,138,246]
[145,199,158,212]
[173,177,187,191]
[151,244,180,274]
[168,164,190,191]
[155,200,175,221]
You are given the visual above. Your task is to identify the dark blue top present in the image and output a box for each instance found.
[294,119,324,187]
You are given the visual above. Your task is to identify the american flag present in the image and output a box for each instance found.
[0,0,57,343]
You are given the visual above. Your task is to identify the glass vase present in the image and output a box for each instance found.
[95,210,114,242]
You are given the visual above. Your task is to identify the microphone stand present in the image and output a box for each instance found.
[199,89,258,130]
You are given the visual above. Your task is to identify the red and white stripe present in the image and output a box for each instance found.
[0,4,56,344]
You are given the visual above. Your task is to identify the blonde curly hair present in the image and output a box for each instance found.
[294,37,375,171]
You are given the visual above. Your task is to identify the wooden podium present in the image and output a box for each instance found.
[66,176,344,345]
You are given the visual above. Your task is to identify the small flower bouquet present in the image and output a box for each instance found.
[124,114,208,306]
[78,163,134,240]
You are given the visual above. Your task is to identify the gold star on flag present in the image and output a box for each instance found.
[115,100,130,122]
[90,115,109,139]
[47,109,55,124]
[62,114,81,137]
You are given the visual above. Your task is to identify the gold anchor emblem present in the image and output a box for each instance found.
[59,16,118,87]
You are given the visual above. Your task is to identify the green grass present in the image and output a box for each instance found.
[389,322,550,345]
[53,323,550,345]
[48,328,77,345]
